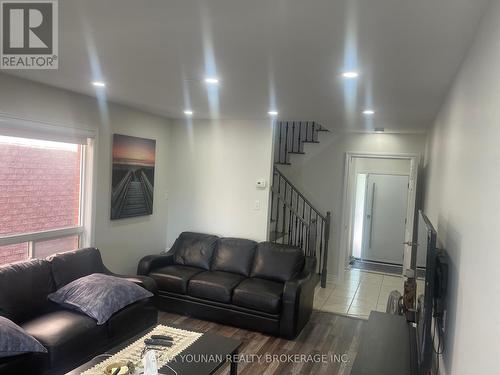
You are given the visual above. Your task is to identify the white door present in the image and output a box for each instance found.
[362,174,409,264]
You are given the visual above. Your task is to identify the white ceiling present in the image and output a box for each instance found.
[7,0,489,132]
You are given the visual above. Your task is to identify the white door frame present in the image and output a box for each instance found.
[338,152,420,281]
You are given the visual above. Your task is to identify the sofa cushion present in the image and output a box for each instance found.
[149,265,203,294]
[211,238,257,276]
[188,271,245,303]
[48,248,106,289]
[48,274,153,325]
[172,232,218,270]
[0,316,47,358]
[250,242,305,282]
[0,259,56,323]
[106,300,157,340]
[22,310,107,367]
[232,278,284,314]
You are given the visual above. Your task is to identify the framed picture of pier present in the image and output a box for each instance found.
[110,134,156,220]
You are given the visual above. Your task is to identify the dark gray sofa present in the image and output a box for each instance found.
[0,247,157,375]
[138,232,318,339]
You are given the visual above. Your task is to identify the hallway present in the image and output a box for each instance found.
[314,268,424,319]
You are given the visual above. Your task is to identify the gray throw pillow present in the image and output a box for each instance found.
[48,273,153,325]
[0,316,47,358]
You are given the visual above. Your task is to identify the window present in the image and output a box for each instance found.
[0,134,89,265]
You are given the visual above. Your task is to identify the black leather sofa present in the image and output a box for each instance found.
[0,247,157,375]
[138,232,318,339]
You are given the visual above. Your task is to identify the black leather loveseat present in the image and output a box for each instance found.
[0,247,157,375]
[138,232,318,339]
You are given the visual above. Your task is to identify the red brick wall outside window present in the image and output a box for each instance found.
[0,136,82,265]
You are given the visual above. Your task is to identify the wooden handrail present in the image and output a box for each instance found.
[139,170,154,212]
[111,171,133,219]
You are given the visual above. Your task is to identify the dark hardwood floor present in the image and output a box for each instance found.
[158,310,365,375]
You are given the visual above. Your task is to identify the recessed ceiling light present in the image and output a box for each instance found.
[204,77,219,85]
[91,81,106,88]
[363,109,375,115]
[268,110,279,116]
[342,71,359,79]
[183,110,193,116]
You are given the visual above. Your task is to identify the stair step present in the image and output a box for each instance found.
[274,121,328,167]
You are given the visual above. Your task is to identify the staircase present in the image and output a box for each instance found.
[270,121,331,287]
[274,121,329,165]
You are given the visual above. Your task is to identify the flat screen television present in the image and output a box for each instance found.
[416,210,438,374]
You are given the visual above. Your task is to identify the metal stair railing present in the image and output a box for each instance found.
[270,166,331,287]
[274,121,329,165]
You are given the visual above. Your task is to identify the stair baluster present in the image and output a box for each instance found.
[285,123,289,161]
[270,166,331,287]
[270,120,331,286]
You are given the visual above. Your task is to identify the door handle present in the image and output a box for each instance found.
[403,241,418,246]
[368,182,375,249]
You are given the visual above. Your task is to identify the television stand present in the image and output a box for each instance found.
[351,311,418,375]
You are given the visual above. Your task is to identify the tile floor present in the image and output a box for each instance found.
[313,268,424,319]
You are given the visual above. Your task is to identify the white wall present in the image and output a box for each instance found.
[424,2,500,373]
[0,74,171,273]
[166,119,274,247]
[279,132,426,279]
[0,75,275,271]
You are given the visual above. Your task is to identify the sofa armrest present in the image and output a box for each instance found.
[137,252,174,276]
[110,274,158,295]
[280,256,319,339]
[100,263,158,294]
